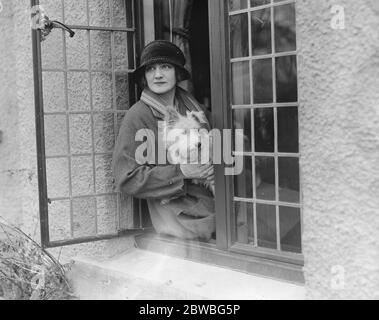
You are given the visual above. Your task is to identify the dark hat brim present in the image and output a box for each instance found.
[133,60,191,83]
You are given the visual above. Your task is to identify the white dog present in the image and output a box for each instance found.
[162,106,215,198]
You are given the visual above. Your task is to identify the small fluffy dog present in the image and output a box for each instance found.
[162,106,215,200]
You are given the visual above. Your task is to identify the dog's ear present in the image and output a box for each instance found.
[165,107,180,125]
[188,111,208,124]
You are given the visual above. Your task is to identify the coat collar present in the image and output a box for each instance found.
[140,87,202,120]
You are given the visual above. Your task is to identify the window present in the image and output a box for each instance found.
[228,0,302,256]
[33,0,303,280]
[33,0,146,247]
[135,0,303,281]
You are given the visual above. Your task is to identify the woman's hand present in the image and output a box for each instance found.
[180,163,213,180]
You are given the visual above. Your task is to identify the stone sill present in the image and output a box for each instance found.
[65,248,305,300]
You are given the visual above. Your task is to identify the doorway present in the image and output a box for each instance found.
[153,0,211,113]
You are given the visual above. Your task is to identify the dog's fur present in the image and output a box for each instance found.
[162,106,215,203]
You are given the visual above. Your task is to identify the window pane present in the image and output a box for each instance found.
[276,55,298,103]
[280,206,301,253]
[92,72,113,111]
[42,29,64,69]
[97,195,117,235]
[229,0,248,12]
[235,202,254,244]
[66,30,89,70]
[234,157,253,198]
[115,73,131,110]
[114,32,130,71]
[49,200,71,241]
[251,0,270,7]
[64,0,87,26]
[256,204,276,249]
[274,3,296,53]
[67,72,90,111]
[95,154,116,194]
[251,8,271,55]
[90,31,112,70]
[254,108,274,152]
[69,114,93,154]
[252,59,273,103]
[43,72,65,112]
[46,158,69,198]
[278,157,300,203]
[112,0,127,28]
[278,107,299,153]
[233,109,252,152]
[71,156,95,196]
[231,61,251,105]
[89,0,111,27]
[44,115,68,157]
[229,14,249,58]
[93,113,115,153]
[72,198,97,237]
[256,157,275,201]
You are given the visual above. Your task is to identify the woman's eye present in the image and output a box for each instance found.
[161,64,172,70]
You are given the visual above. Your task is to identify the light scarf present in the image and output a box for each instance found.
[140,86,205,121]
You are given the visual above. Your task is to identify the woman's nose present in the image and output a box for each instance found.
[154,68,163,78]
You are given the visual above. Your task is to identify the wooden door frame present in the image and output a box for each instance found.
[209,0,233,251]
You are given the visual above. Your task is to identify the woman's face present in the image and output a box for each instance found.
[145,63,177,95]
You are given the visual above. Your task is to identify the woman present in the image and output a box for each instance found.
[112,40,215,241]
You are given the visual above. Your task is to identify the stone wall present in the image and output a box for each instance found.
[297,0,379,299]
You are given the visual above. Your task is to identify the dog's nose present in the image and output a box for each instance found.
[197,142,202,148]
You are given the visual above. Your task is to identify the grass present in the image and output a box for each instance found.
[0,219,77,300]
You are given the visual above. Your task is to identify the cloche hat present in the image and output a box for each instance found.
[133,40,191,82]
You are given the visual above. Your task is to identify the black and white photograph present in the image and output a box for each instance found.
[0,0,378,303]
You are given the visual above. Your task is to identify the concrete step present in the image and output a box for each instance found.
[65,248,305,300]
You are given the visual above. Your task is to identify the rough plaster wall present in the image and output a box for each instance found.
[0,0,134,259]
[0,0,23,226]
[297,0,379,299]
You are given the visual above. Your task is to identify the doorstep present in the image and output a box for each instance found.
[65,248,305,300]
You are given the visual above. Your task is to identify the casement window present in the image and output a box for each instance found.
[33,0,303,282]
[32,0,148,247]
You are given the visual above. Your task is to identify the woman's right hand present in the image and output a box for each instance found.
[179,163,213,180]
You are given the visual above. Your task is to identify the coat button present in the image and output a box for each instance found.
[169,180,173,185]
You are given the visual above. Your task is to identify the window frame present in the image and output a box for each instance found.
[32,0,150,249]
[225,0,303,262]
[134,0,304,281]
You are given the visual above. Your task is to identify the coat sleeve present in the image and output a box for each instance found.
[112,104,186,200]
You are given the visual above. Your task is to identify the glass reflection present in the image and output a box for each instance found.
[254,108,274,152]
[252,59,273,103]
[233,109,252,152]
[276,55,298,103]
[251,8,271,55]
[232,61,251,105]
[235,202,254,244]
[115,73,131,110]
[280,206,301,253]
[234,156,253,199]
[229,0,248,11]
[251,0,270,7]
[256,204,277,249]
[278,107,299,153]
[278,157,300,203]
[229,14,249,58]
[274,4,296,53]
[256,157,275,201]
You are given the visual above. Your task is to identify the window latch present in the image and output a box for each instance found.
[37,13,75,42]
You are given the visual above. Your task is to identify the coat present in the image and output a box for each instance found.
[112,87,215,240]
